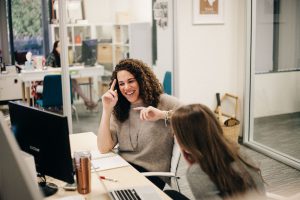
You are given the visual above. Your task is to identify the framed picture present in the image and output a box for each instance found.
[52,0,84,24]
[153,1,168,29]
[67,0,84,23]
[193,0,224,24]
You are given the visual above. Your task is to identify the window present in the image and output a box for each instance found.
[255,0,300,73]
[11,0,44,55]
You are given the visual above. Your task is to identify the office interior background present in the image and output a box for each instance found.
[0,0,300,199]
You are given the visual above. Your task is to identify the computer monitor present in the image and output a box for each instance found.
[8,101,75,196]
[81,39,98,66]
[14,51,27,65]
[0,111,43,200]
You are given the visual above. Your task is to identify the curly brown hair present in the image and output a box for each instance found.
[110,58,163,122]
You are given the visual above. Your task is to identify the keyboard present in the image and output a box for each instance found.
[110,189,142,200]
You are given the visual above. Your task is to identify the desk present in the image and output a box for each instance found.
[19,65,104,105]
[0,72,23,102]
[0,66,23,102]
[46,132,171,200]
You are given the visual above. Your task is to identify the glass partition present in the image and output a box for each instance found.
[53,0,163,134]
[245,0,300,169]
[6,0,171,134]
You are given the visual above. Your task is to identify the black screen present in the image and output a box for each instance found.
[82,39,98,66]
[8,101,74,184]
[14,51,27,65]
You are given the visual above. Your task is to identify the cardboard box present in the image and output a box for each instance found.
[97,44,113,64]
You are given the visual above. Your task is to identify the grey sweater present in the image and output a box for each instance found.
[110,94,182,172]
[186,161,265,200]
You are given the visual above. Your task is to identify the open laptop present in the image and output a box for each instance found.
[91,162,163,200]
[108,186,163,200]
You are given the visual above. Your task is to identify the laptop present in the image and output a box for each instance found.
[108,186,163,200]
[91,161,163,200]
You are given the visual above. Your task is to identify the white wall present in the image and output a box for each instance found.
[254,72,300,117]
[128,0,152,23]
[84,0,152,24]
[84,0,114,24]
[175,0,246,117]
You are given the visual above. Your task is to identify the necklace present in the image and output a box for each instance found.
[128,108,143,151]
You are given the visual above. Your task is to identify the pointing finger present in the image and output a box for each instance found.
[144,108,149,119]
[140,108,144,120]
[133,107,145,111]
[108,90,116,98]
[110,79,117,91]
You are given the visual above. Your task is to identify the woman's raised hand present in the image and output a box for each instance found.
[101,79,118,112]
[133,106,165,122]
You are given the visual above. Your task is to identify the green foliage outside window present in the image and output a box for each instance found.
[11,0,43,54]
[12,0,42,38]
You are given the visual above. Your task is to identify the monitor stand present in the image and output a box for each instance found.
[38,176,58,197]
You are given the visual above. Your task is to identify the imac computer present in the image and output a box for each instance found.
[8,101,75,197]
[0,112,43,200]
[81,39,98,66]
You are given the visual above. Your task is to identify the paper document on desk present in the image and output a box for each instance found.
[90,150,116,160]
[57,195,85,200]
[91,155,129,171]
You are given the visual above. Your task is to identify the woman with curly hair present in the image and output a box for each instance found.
[169,104,265,199]
[97,58,182,189]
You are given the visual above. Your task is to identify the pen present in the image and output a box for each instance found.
[99,176,118,182]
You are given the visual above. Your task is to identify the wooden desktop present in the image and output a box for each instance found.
[45,132,171,200]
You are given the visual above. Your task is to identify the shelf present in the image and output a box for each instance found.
[49,22,151,70]
[113,43,129,47]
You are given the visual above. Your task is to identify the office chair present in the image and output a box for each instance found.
[142,138,181,192]
[163,71,172,95]
[35,75,79,121]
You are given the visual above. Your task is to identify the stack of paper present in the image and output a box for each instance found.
[90,150,129,171]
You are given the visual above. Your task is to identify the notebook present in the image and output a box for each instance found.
[90,150,129,171]
[90,150,116,159]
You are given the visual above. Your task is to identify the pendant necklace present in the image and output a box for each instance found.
[128,111,143,151]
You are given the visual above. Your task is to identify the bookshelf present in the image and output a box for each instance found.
[49,22,151,72]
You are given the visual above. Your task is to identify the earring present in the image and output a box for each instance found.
[183,150,195,165]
